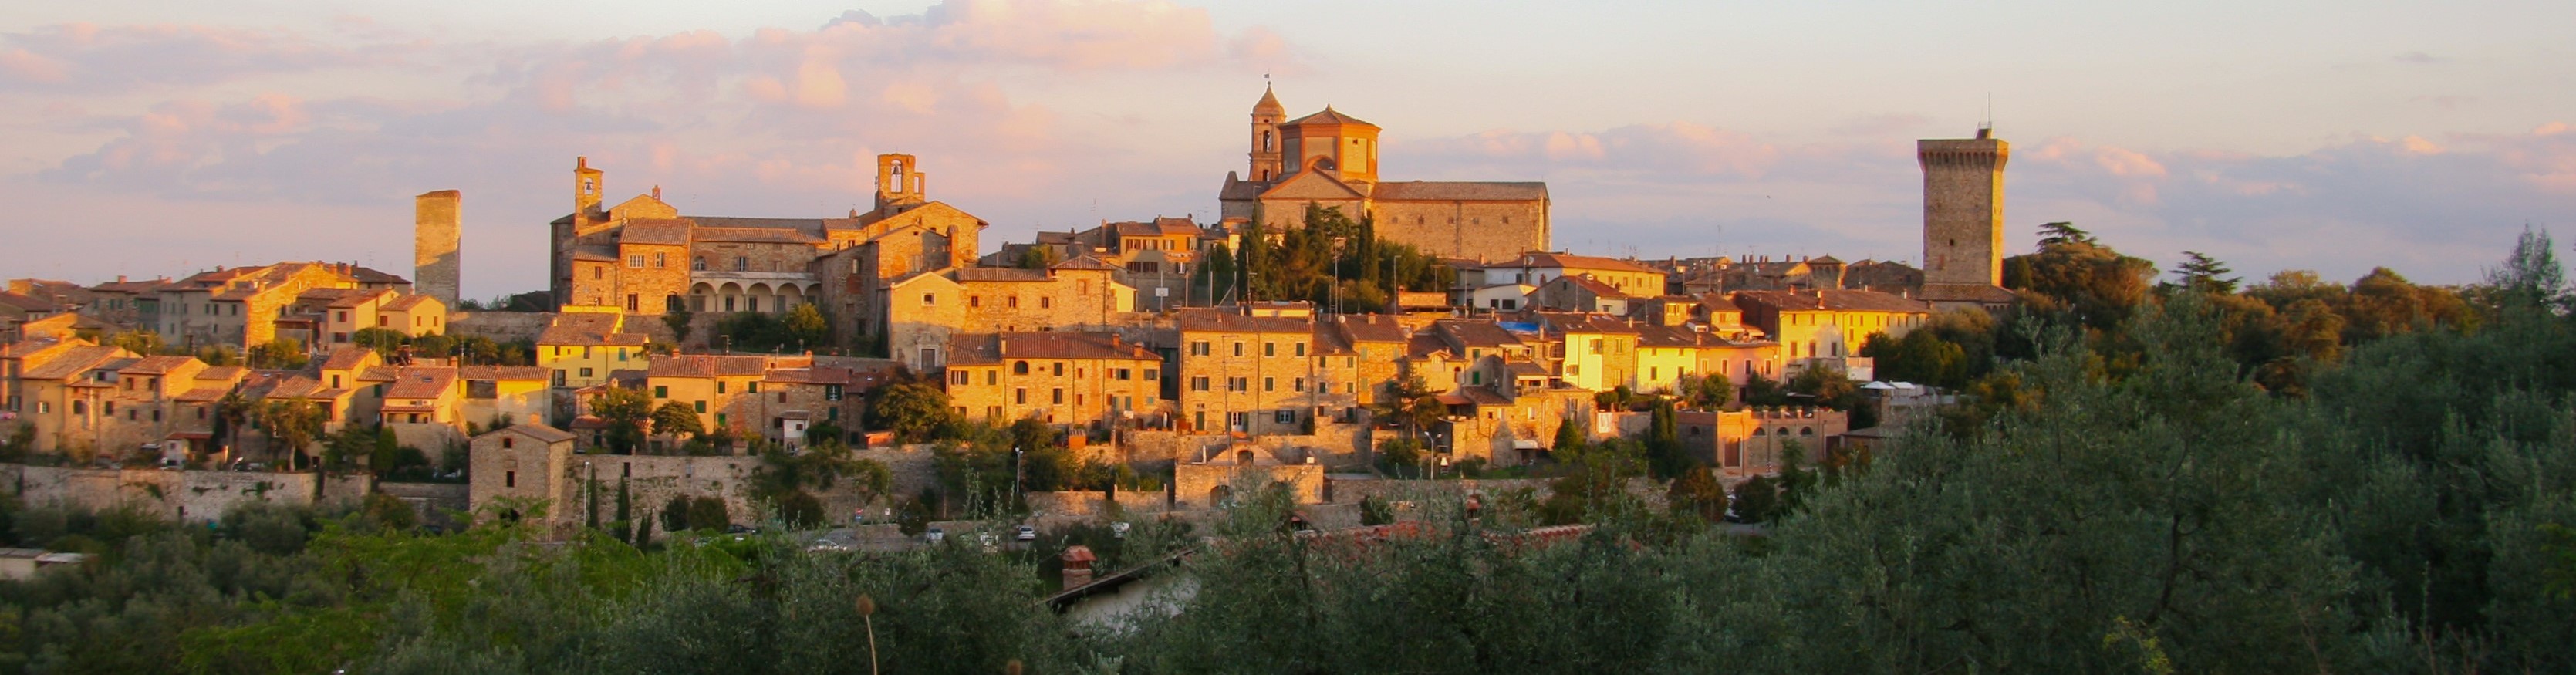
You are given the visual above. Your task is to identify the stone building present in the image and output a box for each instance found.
[154,262,392,349]
[940,332,1163,429]
[1917,127,2018,309]
[535,311,651,388]
[1676,407,1847,479]
[545,154,987,351]
[1217,86,1548,262]
[467,424,578,524]
[879,258,1136,373]
[1173,308,1336,435]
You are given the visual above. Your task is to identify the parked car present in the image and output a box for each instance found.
[924,527,945,544]
[976,532,998,552]
[1015,525,1037,542]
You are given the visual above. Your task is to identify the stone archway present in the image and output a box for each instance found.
[1208,484,1234,508]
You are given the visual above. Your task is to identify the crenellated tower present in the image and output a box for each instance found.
[1918,125,2009,291]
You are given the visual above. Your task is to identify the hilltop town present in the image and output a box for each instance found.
[0,86,2019,536]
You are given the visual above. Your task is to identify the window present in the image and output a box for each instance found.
[694,400,707,413]
[1295,343,1306,357]
[505,471,515,488]
[1275,410,1296,424]
[628,255,645,268]
[1228,376,1247,392]
[626,294,639,312]
[654,252,667,268]
[716,413,727,427]
[654,386,668,398]
[1232,342,1244,357]
[1014,361,1030,375]
[1191,376,1210,392]
[825,385,843,400]
[952,371,969,385]
[1052,389,1065,404]
[579,367,594,378]
[1115,369,1132,380]
[1039,297,1052,309]
[717,381,727,394]
[1263,377,1274,392]
[922,293,936,306]
[984,371,996,385]
[693,258,707,271]
[1015,389,1028,404]
[1145,369,1159,380]
[969,295,981,308]
[1264,343,1274,357]
[1052,363,1065,376]
[1008,295,1019,309]
[734,256,749,271]
[1294,377,1306,392]
[1190,341,1210,356]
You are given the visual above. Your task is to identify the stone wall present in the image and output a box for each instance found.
[376,481,470,528]
[8,465,319,522]
[1172,463,1322,508]
[1024,489,1172,518]
[448,310,552,343]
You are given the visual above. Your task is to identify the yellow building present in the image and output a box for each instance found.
[1175,308,1325,435]
[1729,289,1933,363]
[1535,312,1639,393]
[537,312,651,388]
[645,354,771,435]
[941,332,1162,429]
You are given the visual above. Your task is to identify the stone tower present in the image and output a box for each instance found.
[553,157,606,307]
[1248,85,1285,182]
[414,190,461,307]
[875,154,925,217]
[1918,126,2009,291]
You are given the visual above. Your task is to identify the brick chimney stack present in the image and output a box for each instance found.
[1060,545,1097,590]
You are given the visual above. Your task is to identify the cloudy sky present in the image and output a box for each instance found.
[5,0,2571,300]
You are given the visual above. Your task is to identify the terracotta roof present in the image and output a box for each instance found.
[1406,332,1453,359]
[1370,181,1549,202]
[648,354,769,378]
[1176,308,1313,334]
[1634,325,1707,349]
[90,279,170,294]
[381,368,456,400]
[571,247,617,262]
[687,216,834,231]
[320,347,376,371]
[1219,177,1270,201]
[0,337,76,359]
[0,292,59,312]
[118,356,198,375]
[1110,218,1201,238]
[1550,275,1629,299]
[1311,325,1356,356]
[954,268,1052,282]
[18,346,124,380]
[1432,319,1523,348]
[619,219,694,245]
[461,366,550,381]
[1284,106,1378,128]
[196,366,245,382]
[175,387,231,403]
[1504,360,1550,376]
[1504,252,1666,275]
[1336,315,1409,343]
[1447,386,1513,407]
[763,366,857,385]
[1731,289,1934,314]
[348,266,409,285]
[488,424,576,444]
[381,295,439,312]
[692,226,823,245]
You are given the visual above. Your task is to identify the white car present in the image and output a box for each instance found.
[1015,525,1037,542]
[924,527,945,544]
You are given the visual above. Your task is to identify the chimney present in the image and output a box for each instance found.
[652,184,662,200]
[1061,545,1097,590]
[116,275,127,283]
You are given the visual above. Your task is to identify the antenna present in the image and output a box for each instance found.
[1979,93,1994,138]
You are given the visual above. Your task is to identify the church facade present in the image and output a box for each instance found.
[1217,87,1550,262]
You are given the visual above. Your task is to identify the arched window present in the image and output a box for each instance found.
[692,258,707,272]
[1262,130,1274,152]
[1801,427,1815,436]
[1013,361,1030,375]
